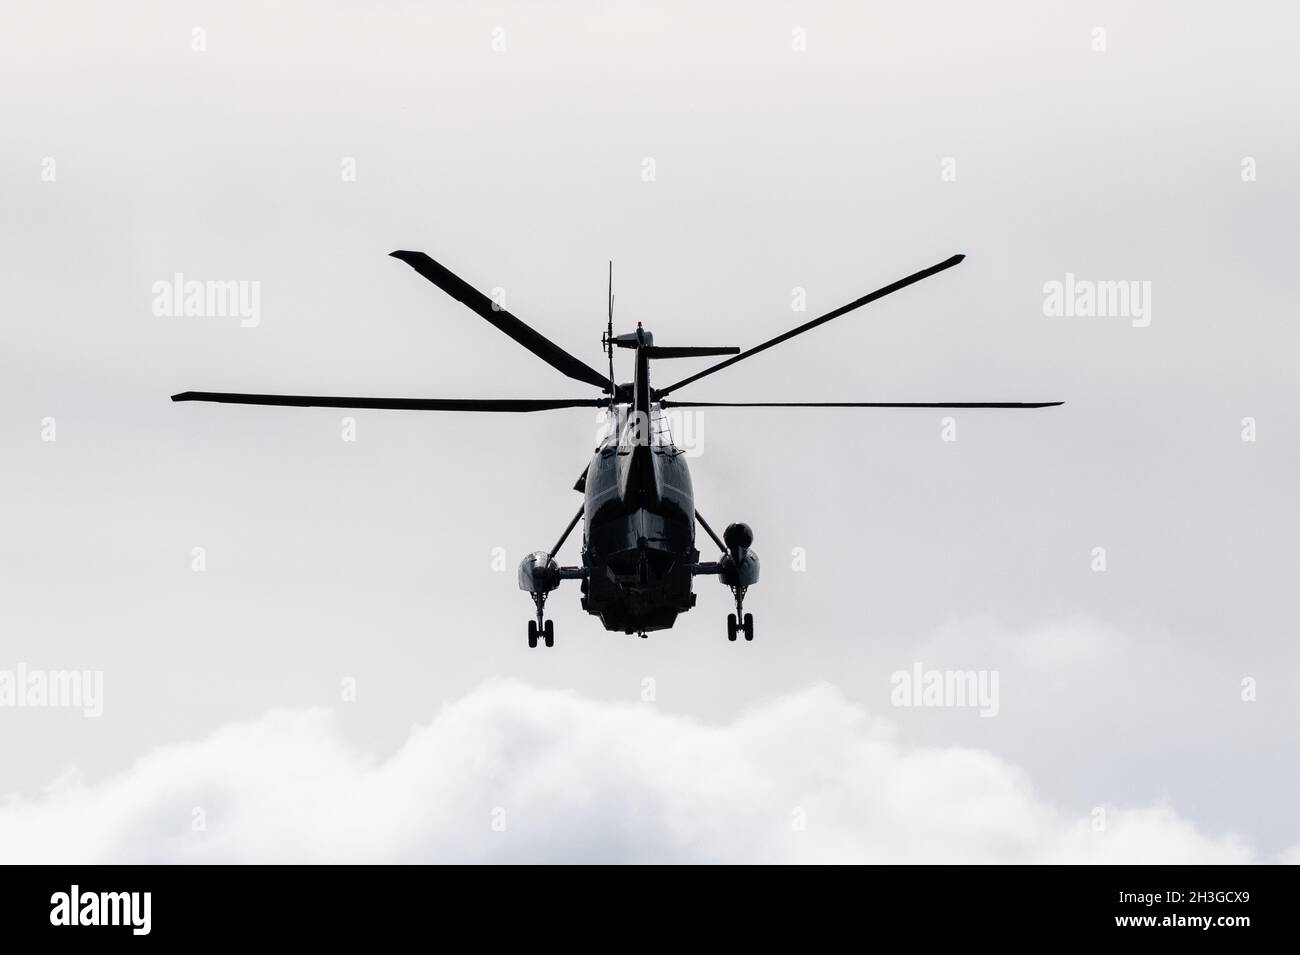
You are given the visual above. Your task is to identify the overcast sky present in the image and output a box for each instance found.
[2,0,1298,862]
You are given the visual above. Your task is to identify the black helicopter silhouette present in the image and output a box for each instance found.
[172,251,1061,647]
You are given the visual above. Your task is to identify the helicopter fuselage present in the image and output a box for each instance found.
[578,404,699,633]
[519,330,759,639]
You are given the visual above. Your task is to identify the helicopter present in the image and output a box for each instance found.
[172,250,1062,647]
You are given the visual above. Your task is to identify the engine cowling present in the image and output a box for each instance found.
[518,551,561,594]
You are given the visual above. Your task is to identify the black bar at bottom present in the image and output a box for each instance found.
[0,864,1288,942]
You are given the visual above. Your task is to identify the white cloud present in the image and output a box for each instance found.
[0,680,1267,863]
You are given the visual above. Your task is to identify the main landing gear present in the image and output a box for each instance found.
[694,511,760,644]
[519,508,585,650]
[528,593,555,649]
[726,587,754,642]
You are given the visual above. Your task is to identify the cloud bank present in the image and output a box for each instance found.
[0,680,1263,863]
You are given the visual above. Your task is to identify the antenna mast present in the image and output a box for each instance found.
[605,261,615,410]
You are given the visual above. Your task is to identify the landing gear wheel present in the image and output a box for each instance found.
[527,620,538,649]
[543,619,554,648]
[727,585,751,644]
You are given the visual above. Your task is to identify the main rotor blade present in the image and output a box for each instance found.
[656,254,965,397]
[643,346,741,359]
[390,251,611,391]
[171,392,607,412]
[659,400,1063,409]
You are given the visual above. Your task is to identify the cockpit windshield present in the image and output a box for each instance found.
[595,404,683,454]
